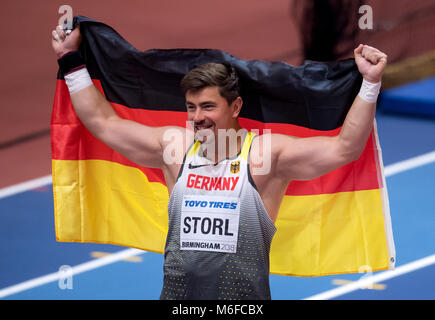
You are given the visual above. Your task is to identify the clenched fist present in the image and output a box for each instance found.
[354,44,388,83]
[51,25,82,59]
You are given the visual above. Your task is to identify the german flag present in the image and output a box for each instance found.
[51,16,395,276]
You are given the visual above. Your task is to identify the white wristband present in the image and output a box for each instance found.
[358,79,381,103]
[64,67,93,94]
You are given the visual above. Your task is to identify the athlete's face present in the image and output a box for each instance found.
[185,86,242,143]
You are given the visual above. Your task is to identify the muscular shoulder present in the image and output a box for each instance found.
[248,133,297,179]
[160,126,193,193]
[248,133,296,221]
[158,126,192,161]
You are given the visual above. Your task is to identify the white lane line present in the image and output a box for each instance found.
[0,248,144,299]
[0,149,434,298]
[0,175,52,199]
[384,150,435,177]
[304,253,435,300]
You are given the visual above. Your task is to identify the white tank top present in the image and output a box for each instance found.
[160,130,276,300]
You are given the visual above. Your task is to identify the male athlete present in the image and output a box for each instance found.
[52,24,386,299]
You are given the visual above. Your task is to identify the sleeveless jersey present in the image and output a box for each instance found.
[160,130,276,300]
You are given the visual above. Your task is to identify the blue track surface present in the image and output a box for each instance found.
[335,263,435,300]
[1,95,435,299]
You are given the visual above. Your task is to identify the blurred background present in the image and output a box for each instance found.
[1,0,434,300]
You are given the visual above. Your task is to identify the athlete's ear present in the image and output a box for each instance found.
[231,96,243,119]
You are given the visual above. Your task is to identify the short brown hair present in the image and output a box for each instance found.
[180,62,240,105]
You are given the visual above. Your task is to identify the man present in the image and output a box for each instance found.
[51,24,386,299]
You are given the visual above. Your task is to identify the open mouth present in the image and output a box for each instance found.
[194,124,214,132]
[194,124,215,143]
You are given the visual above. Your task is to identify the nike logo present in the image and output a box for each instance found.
[188,163,211,169]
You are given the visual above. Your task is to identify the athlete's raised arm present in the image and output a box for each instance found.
[51,25,187,169]
[257,44,387,182]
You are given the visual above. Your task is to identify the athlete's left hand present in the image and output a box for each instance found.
[354,44,388,83]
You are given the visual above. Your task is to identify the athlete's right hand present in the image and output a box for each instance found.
[51,25,82,59]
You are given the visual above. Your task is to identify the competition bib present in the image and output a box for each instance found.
[180,195,240,253]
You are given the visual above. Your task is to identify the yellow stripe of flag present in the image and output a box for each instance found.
[53,158,390,276]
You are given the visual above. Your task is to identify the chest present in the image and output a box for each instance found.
[178,156,247,196]
[170,156,248,253]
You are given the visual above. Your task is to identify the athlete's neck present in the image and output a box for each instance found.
[201,125,245,164]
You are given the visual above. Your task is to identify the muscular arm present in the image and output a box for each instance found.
[268,44,387,182]
[69,85,185,168]
[272,95,376,181]
[251,45,386,221]
[52,25,187,170]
